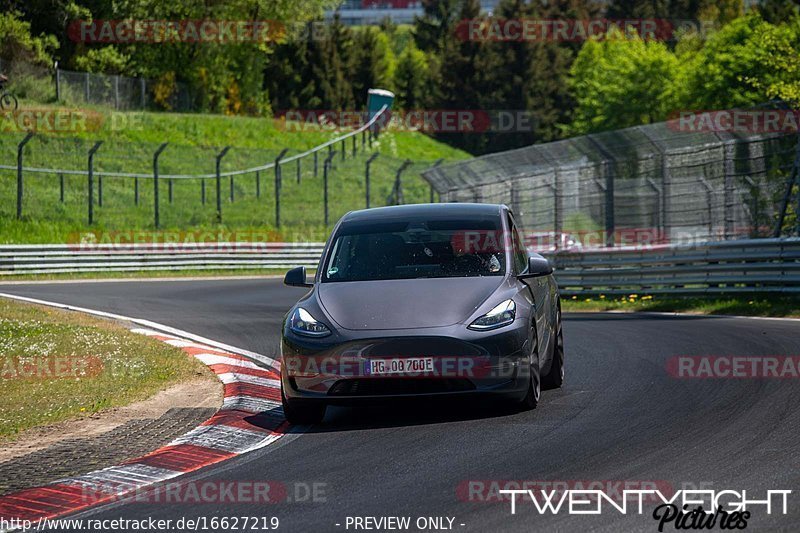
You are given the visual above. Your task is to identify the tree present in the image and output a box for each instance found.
[435,0,500,153]
[0,10,58,65]
[351,27,395,108]
[757,0,800,24]
[567,27,680,134]
[394,40,428,109]
[414,0,461,53]
[675,15,796,110]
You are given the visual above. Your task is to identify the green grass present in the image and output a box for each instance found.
[0,298,210,440]
[0,106,471,244]
[561,294,800,318]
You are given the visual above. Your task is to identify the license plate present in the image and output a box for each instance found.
[366,357,434,376]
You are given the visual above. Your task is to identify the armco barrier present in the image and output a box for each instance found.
[552,238,800,296]
[1,239,798,296]
[0,243,325,275]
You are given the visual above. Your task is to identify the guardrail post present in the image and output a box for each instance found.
[59,173,64,203]
[393,160,412,206]
[215,146,230,224]
[328,145,334,169]
[153,143,168,229]
[275,149,289,227]
[255,171,260,199]
[341,139,346,161]
[201,179,206,204]
[365,153,379,208]
[134,177,139,205]
[314,151,319,178]
[168,178,173,204]
[324,152,336,225]
[16,132,34,220]
[352,135,357,157]
[230,173,235,203]
[87,141,103,224]
[362,130,366,149]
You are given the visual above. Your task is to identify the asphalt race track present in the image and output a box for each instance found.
[1,279,799,532]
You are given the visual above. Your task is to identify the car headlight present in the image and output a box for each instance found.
[289,307,331,337]
[468,299,516,331]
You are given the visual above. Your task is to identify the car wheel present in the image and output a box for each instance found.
[281,385,326,425]
[541,306,565,390]
[518,325,541,411]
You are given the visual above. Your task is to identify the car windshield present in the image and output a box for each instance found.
[323,219,507,282]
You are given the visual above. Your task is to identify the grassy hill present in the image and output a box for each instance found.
[0,108,470,243]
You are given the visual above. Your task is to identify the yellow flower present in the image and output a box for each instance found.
[599,295,606,299]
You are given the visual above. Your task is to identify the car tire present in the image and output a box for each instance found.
[541,306,564,390]
[281,385,326,425]
[518,325,541,411]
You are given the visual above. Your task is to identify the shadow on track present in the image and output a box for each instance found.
[305,396,536,433]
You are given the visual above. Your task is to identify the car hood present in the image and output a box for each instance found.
[317,277,503,331]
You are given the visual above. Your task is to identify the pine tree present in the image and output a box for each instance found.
[436,0,501,153]
[351,28,395,108]
[325,15,355,110]
[414,0,463,53]
[394,41,429,109]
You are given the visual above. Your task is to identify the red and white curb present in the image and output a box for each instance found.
[0,296,289,529]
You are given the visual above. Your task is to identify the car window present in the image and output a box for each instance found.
[323,219,507,282]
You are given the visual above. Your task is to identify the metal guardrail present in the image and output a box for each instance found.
[1,239,798,297]
[551,238,800,295]
[0,243,325,275]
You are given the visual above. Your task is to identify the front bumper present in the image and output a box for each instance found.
[281,319,531,404]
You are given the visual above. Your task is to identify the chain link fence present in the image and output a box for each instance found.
[0,130,438,241]
[423,104,800,248]
[0,58,195,112]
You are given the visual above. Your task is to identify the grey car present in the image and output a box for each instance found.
[280,203,564,424]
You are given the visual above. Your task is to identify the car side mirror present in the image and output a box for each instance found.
[284,266,313,288]
[519,254,553,279]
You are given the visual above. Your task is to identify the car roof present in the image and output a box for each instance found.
[341,203,507,223]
